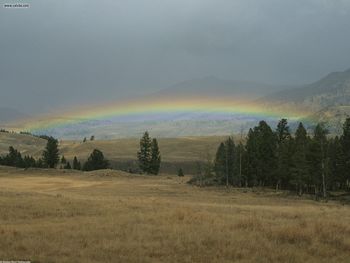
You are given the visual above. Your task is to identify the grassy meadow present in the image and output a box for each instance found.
[0,166,349,263]
[0,132,231,173]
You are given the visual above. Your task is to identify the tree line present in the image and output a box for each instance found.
[212,118,350,197]
[0,136,109,171]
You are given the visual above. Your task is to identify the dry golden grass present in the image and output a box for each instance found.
[59,136,229,162]
[0,166,349,263]
[0,132,229,162]
[0,133,46,157]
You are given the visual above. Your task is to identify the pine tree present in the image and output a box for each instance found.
[225,137,235,186]
[137,131,152,173]
[42,137,60,168]
[61,155,66,164]
[328,136,345,190]
[340,117,350,190]
[36,158,44,168]
[214,142,226,181]
[149,138,161,175]
[246,128,259,186]
[64,162,72,169]
[214,137,235,186]
[3,146,24,168]
[235,142,247,187]
[178,168,184,177]
[23,155,36,168]
[73,156,81,170]
[83,149,109,171]
[275,119,293,189]
[308,124,328,198]
[255,121,277,186]
[291,122,309,195]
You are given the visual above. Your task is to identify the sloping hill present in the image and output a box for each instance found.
[59,136,228,163]
[0,132,47,157]
[261,68,350,112]
[259,68,350,130]
[0,132,229,173]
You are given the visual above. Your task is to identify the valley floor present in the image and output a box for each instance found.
[0,167,349,262]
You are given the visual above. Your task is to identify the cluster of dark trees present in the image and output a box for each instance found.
[0,146,40,168]
[60,156,82,170]
[0,137,60,168]
[137,131,161,175]
[82,149,109,171]
[213,118,350,197]
[0,136,109,171]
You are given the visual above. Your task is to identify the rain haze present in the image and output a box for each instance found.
[1,0,350,114]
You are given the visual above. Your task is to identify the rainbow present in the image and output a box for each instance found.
[11,96,312,132]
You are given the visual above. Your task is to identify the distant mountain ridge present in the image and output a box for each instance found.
[261,68,350,111]
[152,76,292,100]
[259,68,350,131]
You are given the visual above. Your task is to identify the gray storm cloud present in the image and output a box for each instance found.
[1,0,350,113]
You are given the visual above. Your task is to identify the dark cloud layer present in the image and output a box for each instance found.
[1,0,350,113]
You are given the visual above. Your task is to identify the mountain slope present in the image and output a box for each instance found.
[0,132,47,157]
[257,68,350,132]
[152,76,291,100]
[261,68,350,112]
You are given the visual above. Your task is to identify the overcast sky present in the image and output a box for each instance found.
[1,0,350,113]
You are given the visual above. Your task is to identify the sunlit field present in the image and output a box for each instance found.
[0,167,349,263]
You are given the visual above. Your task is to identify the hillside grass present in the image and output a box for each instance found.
[59,136,229,162]
[0,132,46,157]
[0,166,349,262]
[0,132,232,172]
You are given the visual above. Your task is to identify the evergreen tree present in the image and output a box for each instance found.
[307,124,328,198]
[245,128,259,186]
[3,146,24,168]
[149,138,161,175]
[36,158,44,168]
[236,142,247,187]
[178,168,184,177]
[291,122,309,195]
[214,137,235,186]
[61,155,67,164]
[340,117,350,190]
[73,156,81,170]
[137,131,152,173]
[225,137,235,186]
[214,142,226,180]
[64,162,72,169]
[275,119,293,189]
[23,155,36,168]
[328,136,345,190]
[83,149,109,171]
[42,137,60,168]
[255,121,277,186]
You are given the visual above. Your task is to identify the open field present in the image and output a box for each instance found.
[0,132,230,172]
[0,166,349,262]
[0,132,228,162]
